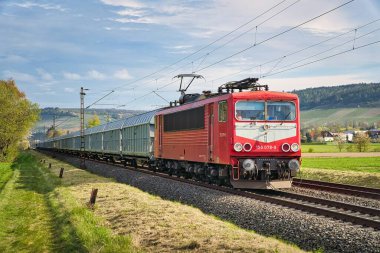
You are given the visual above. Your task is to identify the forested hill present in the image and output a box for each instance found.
[292,83,380,110]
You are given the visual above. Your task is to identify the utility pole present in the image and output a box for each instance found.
[80,87,88,169]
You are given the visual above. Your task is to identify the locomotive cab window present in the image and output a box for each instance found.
[235,101,296,121]
[218,101,227,122]
[267,102,295,121]
[235,101,265,120]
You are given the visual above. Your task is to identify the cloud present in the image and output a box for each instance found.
[64,87,75,93]
[10,2,66,12]
[111,17,155,24]
[114,69,132,80]
[263,73,374,91]
[116,8,145,17]
[1,54,28,63]
[36,68,54,81]
[87,70,106,80]
[100,0,145,8]
[2,70,36,83]
[63,71,81,80]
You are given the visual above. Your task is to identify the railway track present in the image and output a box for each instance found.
[292,178,380,200]
[41,150,380,230]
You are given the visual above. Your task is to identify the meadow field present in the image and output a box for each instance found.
[300,157,380,188]
[301,142,380,153]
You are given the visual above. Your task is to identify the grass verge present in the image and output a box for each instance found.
[0,162,13,193]
[31,151,305,253]
[298,167,380,189]
[302,157,380,173]
[0,152,135,252]
[300,157,380,188]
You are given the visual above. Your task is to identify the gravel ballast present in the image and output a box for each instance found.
[284,186,380,209]
[45,152,380,253]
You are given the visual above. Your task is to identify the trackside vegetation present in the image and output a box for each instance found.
[0,151,305,253]
[0,153,136,253]
[0,80,40,162]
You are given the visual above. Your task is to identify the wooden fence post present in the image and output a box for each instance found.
[89,188,98,207]
[59,168,64,178]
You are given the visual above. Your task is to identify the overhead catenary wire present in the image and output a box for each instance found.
[83,0,292,108]
[208,17,380,84]
[194,0,355,73]
[262,40,380,78]
[116,0,351,106]
[193,0,302,63]
[266,27,380,75]
[170,0,302,74]
[113,37,380,112]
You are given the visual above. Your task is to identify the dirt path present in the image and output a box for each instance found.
[302,152,380,157]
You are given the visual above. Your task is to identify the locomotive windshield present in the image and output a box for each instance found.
[235,101,295,121]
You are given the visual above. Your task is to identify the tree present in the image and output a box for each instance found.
[353,133,370,152]
[46,127,65,138]
[334,136,346,152]
[0,80,40,161]
[86,114,101,128]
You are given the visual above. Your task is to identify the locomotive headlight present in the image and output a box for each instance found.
[281,143,290,152]
[288,159,300,171]
[291,143,299,152]
[243,143,252,152]
[234,142,243,152]
[242,159,255,171]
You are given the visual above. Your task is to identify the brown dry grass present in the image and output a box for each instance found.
[36,152,305,253]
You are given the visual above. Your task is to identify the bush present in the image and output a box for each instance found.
[308,148,314,153]
[353,134,370,152]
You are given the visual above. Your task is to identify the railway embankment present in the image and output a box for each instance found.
[41,150,380,253]
[0,151,304,253]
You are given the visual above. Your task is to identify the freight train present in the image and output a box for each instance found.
[37,77,301,189]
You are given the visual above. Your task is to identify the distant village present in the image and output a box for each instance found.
[302,129,380,143]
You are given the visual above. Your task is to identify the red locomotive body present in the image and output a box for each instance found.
[154,79,301,189]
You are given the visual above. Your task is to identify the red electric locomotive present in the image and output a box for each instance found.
[154,76,301,189]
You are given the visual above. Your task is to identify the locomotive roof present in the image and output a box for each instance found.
[156,90,298,115]
[231,90,298,100]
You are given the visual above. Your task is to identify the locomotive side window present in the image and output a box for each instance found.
[218,101,227,122]
[235,101,265,120]
[267,102,295,121]
[164,106,205,132]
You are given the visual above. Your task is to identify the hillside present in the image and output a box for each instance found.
[292,83,380,110]
[34,108,145,133]
[300,108,380,126]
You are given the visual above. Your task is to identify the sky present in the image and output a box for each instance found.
[1,0,380,110]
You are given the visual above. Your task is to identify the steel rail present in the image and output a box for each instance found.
[292,178,380,200]
[39,150,380,230]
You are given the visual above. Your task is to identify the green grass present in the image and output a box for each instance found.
[0,152,135,253]
[302,157,380,173]
[0,162,13,192]
[300,157,380,188]
[302,143,380,153]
